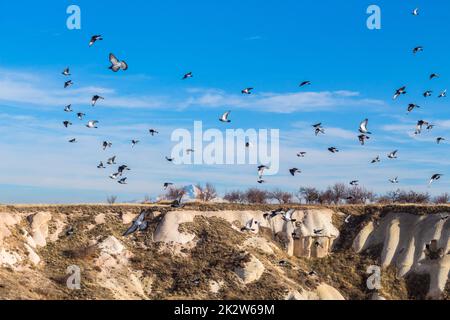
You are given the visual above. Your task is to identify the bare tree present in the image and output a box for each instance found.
[377,189,431,204]
[106,195,117,204]
[224,190,246,203]
[269,188,293,204]
[346,186,375,204]
[245,188,269,204]
[330,183,347,204]
[433,193,450,204]
[142,194,151,204]
[165,187,186,200]
[298,187,320,204]
[196,183,217,202]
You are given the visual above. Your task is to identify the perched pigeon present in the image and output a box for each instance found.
[241,218,257,232]
[182,72,193,80]
[63,121,72,128]
[289,168,301,176]
[123,210,148,236]
[109,53,128,72]
[64,104,73,112]
[219,111,231,123]
[89,35,103,47]
[64,80,73,88]
[62,67,71,76]
[149,129,159,136]
[241,87,253,94]
[388,150,398,159]
[299,81,311,87]
[328,147,339,153]
[86,120,98,128]
[91,95,104,106]
[393,86,407,99]
[429,174,443,186]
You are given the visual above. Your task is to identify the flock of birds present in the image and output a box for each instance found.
[61,8,445,206]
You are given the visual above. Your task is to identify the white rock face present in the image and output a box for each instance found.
[353,212,449,299]
[243,237,275,255]
[0,248,22,267]
[234,255,265,284]
[0,213,21,245]
[29,212,52,247]
[98,236,125,256]
[315,283,346,300]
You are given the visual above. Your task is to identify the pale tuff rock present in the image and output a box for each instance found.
[94,213,106,225]
[209,280,223,294]
[242,237,276,255]
[98,236,125,256]
[0,248,22,268]
[121,212,137,225]
[353,212,449,298]
[29,212,52,247]
[24,243,40,266]
[315,283,346,300]
[0,213,21,245]
[234,254,265,284]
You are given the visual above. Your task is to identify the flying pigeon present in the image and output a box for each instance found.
[328,147,339,153]
[299,81,311,87]
[427,124,435,130]
[64,80,73,88]
[388,150,398,159]
[97,161,106,169]
[68,138,77,143]
[297,152,307,157]
[282,209,296,222]
[289,168,301,176]
[89,35,103,47]
[429,73,439,80]
[359,119,371,134]
[312,123,325,136]
[122,210,148,236]
[171,194,185,208]
[371,156,380,164]
[241,218,257,232]
[313,229,323,235]
[423,90,432,97]
[415,120,429,135]
[241,88,253,94]
[86,120,98,128]
[389,177,399,184]
[163,182,174,190]
[118,178,128,185]
[131,140,139,147]
[186,148,195,154]
[165,156,174,162]
[118,165,130,176]
[63,121,72,128]
[109,172,120,180]
[91,95,104,106]
[109,53,128,72]
[219,111,231,123]
[429,174,443,186]
[393,86,407,99]
[107,156,116,165]
[77,112,85,120]
[438,89,447,98]
[257,165,268,179]
[407,103,420,113]
[182,72,193,80]
[413,46,423,54]
[263,208,283,219]
[344,215,352,223]
[412,8,419,16]
[437,137,445,144]
[350,180,359,186]
[257,179,266,184]
[102,141,112,150]
[358,134,370,145]
[149,129,159,136]
[62,67,71,76]
[64,105,72,112]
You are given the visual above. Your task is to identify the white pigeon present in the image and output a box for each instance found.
[86,120,98,128]
[241,218,257,232]
[412,8,419,16]
[282,209,296,222]
[359,118,371,134]
[109,53,128,72]
[219,111,231,123]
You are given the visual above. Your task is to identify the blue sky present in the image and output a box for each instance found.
[0,0,449,203]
